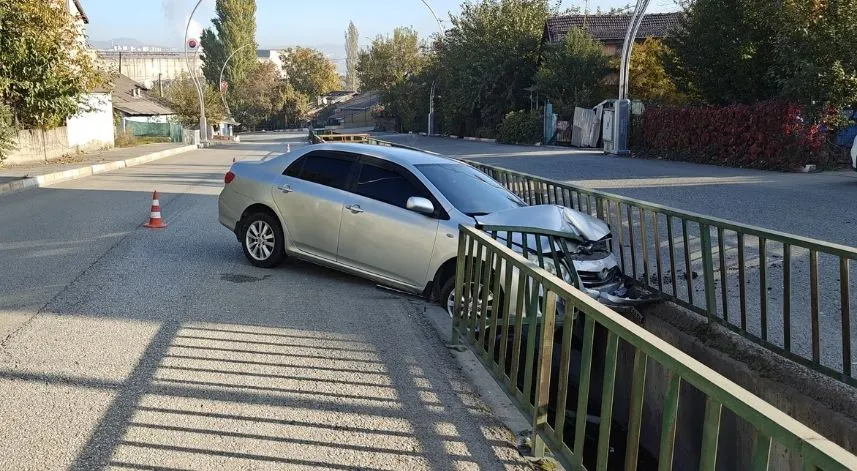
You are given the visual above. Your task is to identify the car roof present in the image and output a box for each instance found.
[306,142,459,167]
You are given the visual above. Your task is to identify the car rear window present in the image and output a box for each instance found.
[285,154,354,190]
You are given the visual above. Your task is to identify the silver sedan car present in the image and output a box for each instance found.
[218,143,623,316]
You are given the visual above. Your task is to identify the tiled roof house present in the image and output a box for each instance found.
[543,12,684,54]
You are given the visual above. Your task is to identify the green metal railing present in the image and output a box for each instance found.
[464,161,857,387]
[348,134,856,386]
[308,128,371,144]
[452,225,857,470]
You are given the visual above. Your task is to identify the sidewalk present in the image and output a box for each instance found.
[0,143,196,196]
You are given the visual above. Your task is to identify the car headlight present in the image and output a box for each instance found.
[527,253,573,284]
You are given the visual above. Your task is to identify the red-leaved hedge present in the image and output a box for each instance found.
[641,101,829,171]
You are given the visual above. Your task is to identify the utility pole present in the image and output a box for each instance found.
[421,0,444,136]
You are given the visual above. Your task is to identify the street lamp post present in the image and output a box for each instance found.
[218,42,255,117]
[611,0,651,155]
[428,81,436,136]
[184,0,207,143]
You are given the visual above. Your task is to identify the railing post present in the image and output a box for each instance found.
[532,290,557,458]
[451,229,467,345]
[700,223,717,322]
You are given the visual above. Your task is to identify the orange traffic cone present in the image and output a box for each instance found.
[144,190,167,229]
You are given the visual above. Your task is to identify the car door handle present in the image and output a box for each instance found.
[278,184,294,193]
[345,204,364,214]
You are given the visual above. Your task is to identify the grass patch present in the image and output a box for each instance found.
[115,133,171,148]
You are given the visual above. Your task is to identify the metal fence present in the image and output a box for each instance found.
[323,131,856,386]
[466,161,857,388]
[308,129,370,143]
[453,225,857,470]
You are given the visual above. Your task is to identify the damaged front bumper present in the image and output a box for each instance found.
[571,255,661,310]
[584,281,662,308]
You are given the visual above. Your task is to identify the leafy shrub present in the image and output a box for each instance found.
[498,110,542,145]
[474,126,497,139]
[641,101,831,170]
[0,104,17,162]
[114,132,170,148]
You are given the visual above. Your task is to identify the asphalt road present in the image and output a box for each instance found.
[382,134,857,246]
[382,134,857,379]
[0,133,528,471]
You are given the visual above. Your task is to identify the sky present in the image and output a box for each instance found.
[83,0,680,54]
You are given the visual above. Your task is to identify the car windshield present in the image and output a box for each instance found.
[415,163,525,216]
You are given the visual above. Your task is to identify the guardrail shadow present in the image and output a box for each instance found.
[4,303,523,470]
[0,184,526,470]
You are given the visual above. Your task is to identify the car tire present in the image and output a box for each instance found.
[439,276,458,318]
[439,275,504,320]
[241,212,285,268]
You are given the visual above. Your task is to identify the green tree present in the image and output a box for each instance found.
[280,47,340,99]
[0,104,16,161]
[664,0,779,105]
[229,62,283,130]
[770,0,857,115]
[667,0,857,115]
[436,0,552,135]
[629,38,688,106]
[201,0,258,88]
[281,83,311,127]
[0,0,104,129]
[356,27,430,131]
[535,27,612,117]
[358,28,425,92]
[345,21,360,91]
[165,73,226,127]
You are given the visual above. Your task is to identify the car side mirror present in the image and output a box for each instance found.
[406,196,434,216]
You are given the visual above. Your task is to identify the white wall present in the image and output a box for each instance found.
[97,52,203,84]
[66,92,115,148]
[124,115,171,124]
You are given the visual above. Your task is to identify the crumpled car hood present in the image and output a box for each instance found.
[474,204,611,242]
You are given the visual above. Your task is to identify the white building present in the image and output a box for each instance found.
[257,49,285,77]
[65,0,89,45]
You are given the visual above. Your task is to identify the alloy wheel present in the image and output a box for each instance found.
[447,283,494,319]
[245,220,276,261]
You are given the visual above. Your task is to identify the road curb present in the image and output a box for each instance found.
[0,145,197,198]
[417,133,573,149]
[462,136,498,143]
